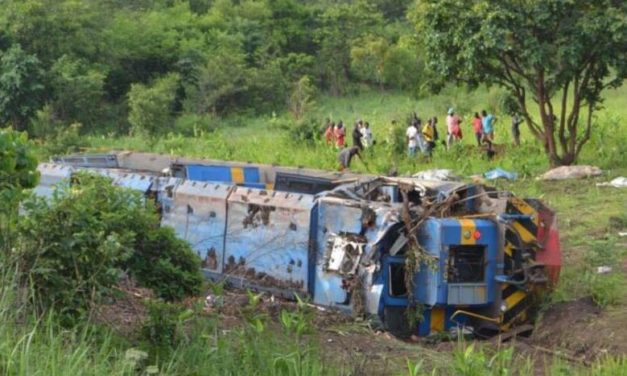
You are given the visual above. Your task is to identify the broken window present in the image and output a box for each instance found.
[447,245,486,283]
[388,263,407,297]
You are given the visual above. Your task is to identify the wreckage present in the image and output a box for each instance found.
[35,152,561,338]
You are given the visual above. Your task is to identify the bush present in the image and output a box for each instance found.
[129,227,202,301]
[128,73,180,136]
[17,173,202,322]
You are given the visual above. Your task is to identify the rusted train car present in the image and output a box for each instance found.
[35,151,561,338]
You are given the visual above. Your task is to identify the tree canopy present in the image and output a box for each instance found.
[412,0,627,165]
[0,0,421,134]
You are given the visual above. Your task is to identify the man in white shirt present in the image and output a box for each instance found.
[406,122,418,157]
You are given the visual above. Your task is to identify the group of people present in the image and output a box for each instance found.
[324,119,374,150]
[330,107,523,171]
[405,114,439,158]
[406,108,502,159]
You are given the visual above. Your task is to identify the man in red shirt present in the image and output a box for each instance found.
[472,112,483,146]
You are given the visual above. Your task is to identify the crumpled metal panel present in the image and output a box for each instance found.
[33,163,74,199]
[161,181,233,272]
[224,187,315,293]
[313,197,399,313]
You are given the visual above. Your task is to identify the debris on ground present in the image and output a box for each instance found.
[596,177,627,188]
[92,276,153,337]
[596,266,613,274]
[538,165,602,181]
[412,169,461,181]
[483,167,518,180]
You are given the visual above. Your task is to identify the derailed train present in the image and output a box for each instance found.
[35,151,561,338]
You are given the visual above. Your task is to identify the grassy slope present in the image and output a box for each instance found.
[37,86,627,374]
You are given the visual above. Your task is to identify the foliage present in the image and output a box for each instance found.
[0,128,39,193]
[0,128,39,254]
[49,55,106,127]
[128,226,203,301]
[141,299,192,351]
[288,75,316,121]
[16,173,202,322]
[412,0,627,166]
[128,73,180,136]
[0,44,45,131]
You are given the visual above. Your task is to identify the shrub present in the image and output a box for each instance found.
[17,173,202,322]
[129,227,202,301]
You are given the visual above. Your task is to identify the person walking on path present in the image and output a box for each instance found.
[511,114,523,146]
[472,112,483,146]
[406,121,419,157]
[446,108,462,149]
[481,110,496,147]
[334,121,345,148]
[352,120,364,150]
[337,146,361,171]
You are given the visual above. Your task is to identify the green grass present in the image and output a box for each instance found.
[25,86,627,375]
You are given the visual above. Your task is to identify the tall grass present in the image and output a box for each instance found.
[0,265,330,375]
[0,269,133,376]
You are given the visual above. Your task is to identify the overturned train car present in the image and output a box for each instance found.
[36,152,561,338]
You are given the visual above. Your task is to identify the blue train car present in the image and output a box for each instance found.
[37,152,562,338]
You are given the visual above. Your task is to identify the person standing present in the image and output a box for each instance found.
[481,110,496,147]
[337,146,361,171]
[361,122,373,148]
[414,119,426,153]
[334,121,345,148]
[422,118,436,157]
[511,114,523,146]
[352,121,363,150]
[324,121,335,145]
[406,121,419,157]
[446,108,462,149]
[472,112,483,146]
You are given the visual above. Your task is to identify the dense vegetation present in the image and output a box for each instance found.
[0,0,420,136]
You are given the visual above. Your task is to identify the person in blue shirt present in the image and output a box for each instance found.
[481,110,497,146]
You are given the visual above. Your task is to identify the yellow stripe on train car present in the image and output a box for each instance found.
[512,221,536,243]
[430,307,446,332]
[458,219,477,245]
[504,290,526,309]
[265,183,274,191]
[231,167,245,184]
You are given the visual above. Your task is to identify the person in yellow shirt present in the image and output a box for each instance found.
[422,118,436,157]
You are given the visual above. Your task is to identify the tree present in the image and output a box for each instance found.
[50,55,106,127]
[413,0,627,166]
[350,35,389,88]
[288,75,316,120]
[0,45,45,131]
[128,73,180,135]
